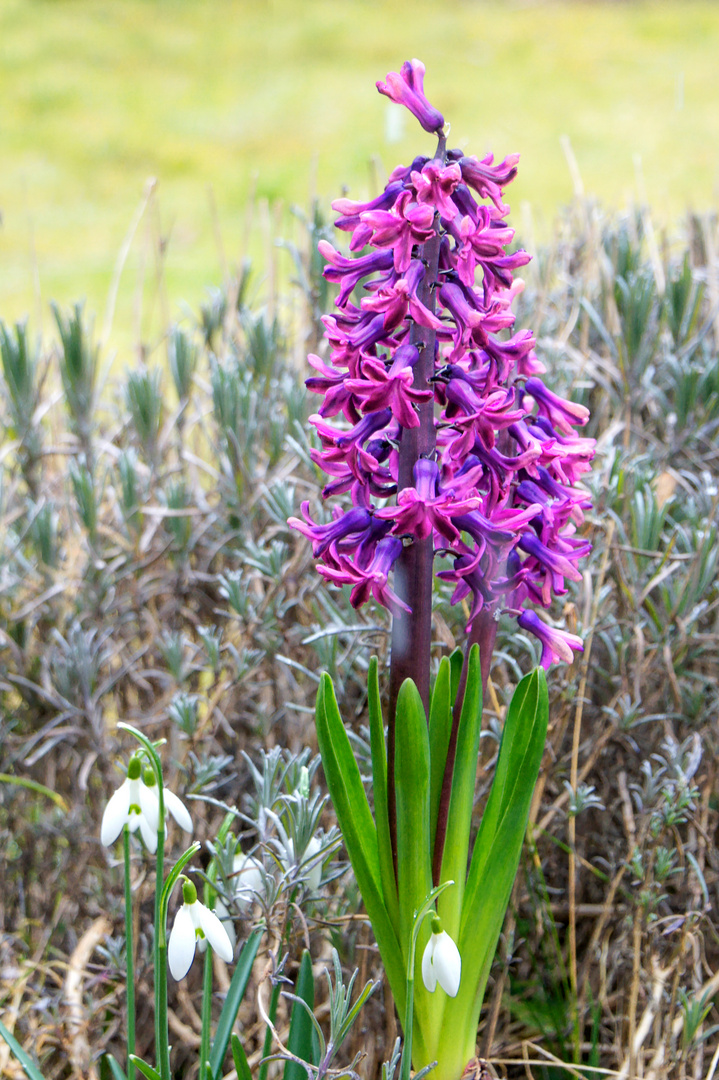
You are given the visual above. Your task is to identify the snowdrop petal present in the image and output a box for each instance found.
[138,812,159,854]
[421,937,437,992]
[421,930,461,997]
[139,782,161,831]
[100,780,131,846]
[163,788,193,833]
[434,931,461,997]
[168,905,196,980]
[197,903,234,963]
[233,854,263,909]
[214,898,236,951]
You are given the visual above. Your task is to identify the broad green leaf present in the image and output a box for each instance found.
[230,1034,253,1080]
[315,674,406,1013]
[0,1019,48,1080]
[128,1057,162,1080]
[368,656,399,935]
[438,643,482,940]
[432,668,548,1079]
[208,926,263,1080]
[394,677,432,955]
[428,656,452,855]
[394,678,434,1059]
[283,950,319,1080]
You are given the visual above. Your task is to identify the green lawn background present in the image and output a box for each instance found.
[2,0,718,361]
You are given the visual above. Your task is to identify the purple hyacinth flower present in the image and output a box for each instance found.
[376,59,445,134]
[288,503,373,559]
[524,378,590,435]
[411,160,462,219]
[318,536,411,617]
[458,153,520,214]
[518,609,583,668]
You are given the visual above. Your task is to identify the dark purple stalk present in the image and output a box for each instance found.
[387,134,446,871]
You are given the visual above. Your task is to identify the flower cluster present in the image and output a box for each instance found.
[100,754,193,853]
[289,59,593,666]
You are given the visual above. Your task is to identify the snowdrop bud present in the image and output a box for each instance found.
[421,917,461,997]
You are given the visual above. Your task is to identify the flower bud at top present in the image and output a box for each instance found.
[127,755,142,780]
[181,878,198,905]
[142,766,157,788]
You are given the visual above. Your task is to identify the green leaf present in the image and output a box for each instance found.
[438,643,482,940]
[367,656,399,935]
[432,668,548,1079]
[208,926,264,1080]
[283,950,319,1080]
[103,1055,128,1080]
[449,647,464,707]
[128,1057,162,1080]
[315,674,406,1013]
[394,678,432,957]
[428,656,452,854]
[0,1019,48,1080]
[393,678,434,1064]
[230,1034,253,1080]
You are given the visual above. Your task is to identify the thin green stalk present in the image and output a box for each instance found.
[156,843,201,1080]
[116,723,168,1076]
[154,822,165,1073]
[156,940,170,1080]
[400,881,454,1080]
[200,945,213,1079]
[123,826,136,1080]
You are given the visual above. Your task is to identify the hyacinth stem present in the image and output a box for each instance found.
[431,609,498,886]
[388,133,447,869]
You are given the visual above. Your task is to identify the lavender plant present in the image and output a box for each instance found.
[290,61,595,1079]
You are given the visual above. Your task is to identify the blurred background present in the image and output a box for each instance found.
[2,0,719,359]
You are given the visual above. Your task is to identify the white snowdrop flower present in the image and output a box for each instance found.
[421,918,461,998]
[101,755,161,850]
[284,835,323,892]
[215,851,264,949]
[140,767,193,851]
[168,878,234,980]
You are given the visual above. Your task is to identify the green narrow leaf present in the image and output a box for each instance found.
[315,674,406,1013]
[128,1057,162,1080]
[103,1055,129,1080]
[428,656,452,854]
[231,1034,253,1080]
[208,926,264,1080]
[283,950,318,1080]
[367,656,399,935]
[438,643,482,941]
[449,647,463,706]
[0,1019,48,1080]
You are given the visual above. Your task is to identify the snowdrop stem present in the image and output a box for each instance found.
[122,825,136,1080]
[154,822,166,1076]
[200,947,213,1080]
[400,880,454,1080]
[199,814,233,1080]
[155,843,200,1080]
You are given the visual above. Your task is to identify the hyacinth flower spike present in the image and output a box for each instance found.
[292,61,593,1080]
